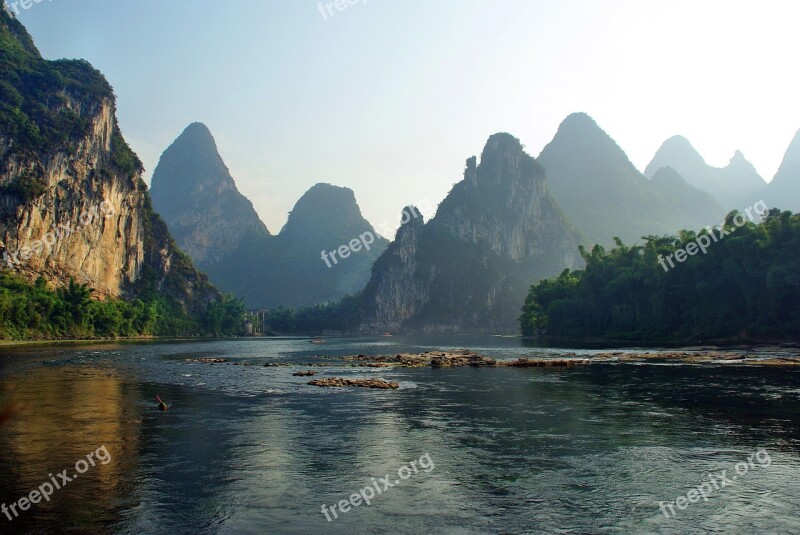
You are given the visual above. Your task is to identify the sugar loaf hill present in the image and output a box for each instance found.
[149,124,388,308]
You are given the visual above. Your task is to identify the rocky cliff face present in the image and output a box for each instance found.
[359,133,580,333]
[645,135,766,209]
[0,10,218,310]
[357,207,428,331]
[763,130,800,212]
[150,123,269,269]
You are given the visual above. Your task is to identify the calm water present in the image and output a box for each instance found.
[0,336,799,534]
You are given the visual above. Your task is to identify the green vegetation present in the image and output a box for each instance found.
[0,168,47,201]
[261,294,362,335]
[0,271,245,340]
[0,13,114,156]
[520,209,800,342]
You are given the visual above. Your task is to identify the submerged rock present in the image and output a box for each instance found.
[505,358,590,367]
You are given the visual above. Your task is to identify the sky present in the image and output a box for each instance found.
[14,0,800,234]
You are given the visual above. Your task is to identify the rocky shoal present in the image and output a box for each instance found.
[308,378,400,389]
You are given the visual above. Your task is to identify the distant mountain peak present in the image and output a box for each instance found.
[645,135,765,209]
[547,113,632,163]
[149,123,269,266]
[559,112,598,129]
[763,128,800,211]
[280,183,364,238]
[647,136,708,173]
[151,122,236,193]
[776,129,800,177]
[539,116,724,246]
[726,150,758,174]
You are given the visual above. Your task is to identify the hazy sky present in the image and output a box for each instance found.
[16,0,800,234]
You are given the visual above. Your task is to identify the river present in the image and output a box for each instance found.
[0,336,798,534]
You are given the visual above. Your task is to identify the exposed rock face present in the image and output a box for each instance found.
[539,113,723,247]
[645,135,767,210]
[763,130,800,212]
[0,10,218,310]
[357,206,428,331]
[359,133,580,333]
[150,123,269,269]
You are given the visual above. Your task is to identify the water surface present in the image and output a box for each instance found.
[1,336,799,534]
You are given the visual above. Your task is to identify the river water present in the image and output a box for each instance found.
[0,336,799,534]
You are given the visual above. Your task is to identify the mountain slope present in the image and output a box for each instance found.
[763,130,800,212]
[538,113,722,246]
[649,166,725,222]
[149,126,391,309]
[0,9,218,314]
[644,135,766,209]
[359,133,581,333]
[150,122,269,269]
[218,183,389,308]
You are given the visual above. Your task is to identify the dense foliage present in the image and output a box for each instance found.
[520,209,800,342]
[0,272,245,340]
[260,294,362,335]
[0,52,111,156]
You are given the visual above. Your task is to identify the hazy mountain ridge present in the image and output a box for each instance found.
[763,129,800,212]
[538,113,723,247]
[150,126,390,308]
[220,182,389,308]
[645,135,767,209]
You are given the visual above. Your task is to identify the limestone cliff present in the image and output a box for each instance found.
[0,10,218,311]
[359,133,580,333]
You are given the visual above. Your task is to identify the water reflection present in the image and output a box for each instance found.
[0,341,799,534]
[0,366,139,534]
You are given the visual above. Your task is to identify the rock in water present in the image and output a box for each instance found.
[308,378,400,389]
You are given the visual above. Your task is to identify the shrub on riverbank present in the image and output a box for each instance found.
[0,271,244,339]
